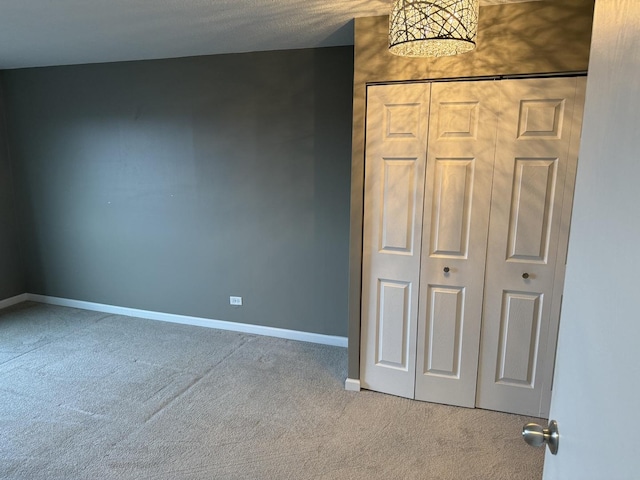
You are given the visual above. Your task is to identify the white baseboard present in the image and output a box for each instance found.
[345,378,361,392]
[0,293,29,310]
[25,294,348,348]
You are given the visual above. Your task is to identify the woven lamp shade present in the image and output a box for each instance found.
[389,0,479,57]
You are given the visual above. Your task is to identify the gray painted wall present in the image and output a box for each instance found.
[3,47,353,336]
[0,74,25,299]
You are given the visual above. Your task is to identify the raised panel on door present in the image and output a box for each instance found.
[360,83,430,398]
[495,291,542,387]
[476,77,586,416]
[414,81,499,407]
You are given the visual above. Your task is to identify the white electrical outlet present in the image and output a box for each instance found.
[229,296,243,306]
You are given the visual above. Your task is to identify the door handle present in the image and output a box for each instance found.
[522,272,530,279]
[443,267,450,273]
[522,420,559,455]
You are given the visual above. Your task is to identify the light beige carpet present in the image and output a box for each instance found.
[0,302,544,479]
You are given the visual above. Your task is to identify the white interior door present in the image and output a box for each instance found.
[544,1,640,477]
[414,80,499,407]
[360,83,430,398]
[476,77,586,417]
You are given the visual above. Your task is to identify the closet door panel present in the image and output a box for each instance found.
[476,77,586,416]
[506,158,558,261]
[414,81,499,407]
[430,158,475,257]
[360,83,431,398]
[424,285,465,377]
[495,290,542,386]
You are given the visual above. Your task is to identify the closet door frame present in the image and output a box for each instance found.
[359,76,586,417]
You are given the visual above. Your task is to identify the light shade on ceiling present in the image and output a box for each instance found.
[389,0,479,57]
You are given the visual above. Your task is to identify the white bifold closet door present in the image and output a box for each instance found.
[475,77,586,417]
[360,83,431,398]
[360,77,585,417]
[414,80,500,407]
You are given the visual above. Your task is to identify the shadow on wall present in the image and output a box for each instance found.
[0,75,26,299]
[355,3,594,83]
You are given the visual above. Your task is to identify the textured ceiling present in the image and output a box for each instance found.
[0,0,540,70]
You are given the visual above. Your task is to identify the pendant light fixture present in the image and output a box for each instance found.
[389,0,479,57]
